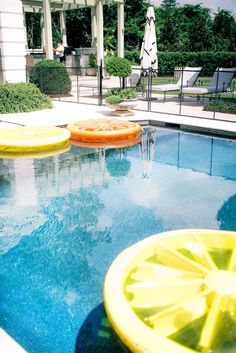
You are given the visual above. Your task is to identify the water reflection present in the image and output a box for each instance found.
[139,127,157,179]
[0,126,236,353]
[217,194,236,230]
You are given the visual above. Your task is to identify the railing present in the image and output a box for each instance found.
[25,64,236,123]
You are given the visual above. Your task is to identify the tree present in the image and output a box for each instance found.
[124,0,150,51]
[157,0,181,51]
[65,8,91,47]
[212,9,236,51]
[180,4,214,52]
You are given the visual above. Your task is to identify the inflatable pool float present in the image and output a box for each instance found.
[0,126,71,153]
[67,119,141,142]
[0,142,70,159]
[104,229,236,353]
[71,135,141,149]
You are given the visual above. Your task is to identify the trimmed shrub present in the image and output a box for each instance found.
[0,82,52,114]
[124,51,236,76]
[203,98,236,114]
[105,88,138,105]
[106,95,123,105]
[29,59,72,94]
[105,57,132,79]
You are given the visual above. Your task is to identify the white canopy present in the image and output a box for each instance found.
[140,6,158,73]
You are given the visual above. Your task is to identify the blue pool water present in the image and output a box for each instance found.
[0,126,236,353]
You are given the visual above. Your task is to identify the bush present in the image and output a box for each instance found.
[105,57,132,79]
[88,53,97,68]
[124,51,236,76]
[0,82,52,114]
[105,88,138,105]
[106,95,123,105]
[29,59,71,94]
[203,98,236,114]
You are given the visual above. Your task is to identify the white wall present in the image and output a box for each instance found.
[0,0,26,82]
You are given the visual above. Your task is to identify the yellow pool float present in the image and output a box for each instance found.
[0,142,70,159]
[104,229,236,353]
[0,125,71,153]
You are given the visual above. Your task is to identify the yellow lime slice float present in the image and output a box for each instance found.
[104,229,236,353]
[0,125,71,154]
[0,143,71,159]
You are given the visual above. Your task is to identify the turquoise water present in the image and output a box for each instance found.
[0,126,236,353]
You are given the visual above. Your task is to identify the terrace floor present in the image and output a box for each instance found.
[0,100,236,138]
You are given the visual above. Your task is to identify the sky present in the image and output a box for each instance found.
[149,0,236,13]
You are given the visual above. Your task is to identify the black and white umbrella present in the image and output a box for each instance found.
[140,6,158,75]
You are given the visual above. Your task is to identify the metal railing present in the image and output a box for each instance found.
[25,64,236,123]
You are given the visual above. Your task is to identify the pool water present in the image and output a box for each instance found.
[0,126,235,353]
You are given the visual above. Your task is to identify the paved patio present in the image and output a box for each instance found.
[0,100,236,137]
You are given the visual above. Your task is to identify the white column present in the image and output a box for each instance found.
[117,2,124,58]
[43,0,53,59]
[91,6,97,48]
[95,0,104,66]
[59,11,67,47]
[0,0,26,82]
[40,14,46,50]
[23,8,28,49]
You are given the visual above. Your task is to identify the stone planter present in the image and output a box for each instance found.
[86,67,97,76]
[106,99,137,117]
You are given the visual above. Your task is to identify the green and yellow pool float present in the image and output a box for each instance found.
[0,125,71,153]
[104,229,236,353]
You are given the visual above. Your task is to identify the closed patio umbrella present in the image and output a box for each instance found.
[140,6,158,75]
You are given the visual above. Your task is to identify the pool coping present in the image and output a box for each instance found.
[0,328,28,353]
[0,101,235,140]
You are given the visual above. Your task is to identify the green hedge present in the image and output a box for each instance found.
[204,98,236,114]
[0,83,52,114]
[29,59,71,94]
[124,51,236,76]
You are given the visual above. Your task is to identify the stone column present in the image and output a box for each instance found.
[59,11,67,47]
[42,0,53,59]
[23,8,28,50]
[91,6,97,48]
[117,2,124,58]
[0,0,26,82]
[95,0,104,66]
[40,14,46,50]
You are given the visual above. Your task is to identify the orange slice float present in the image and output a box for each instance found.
[70,135,141,149]
[67,119,141,142]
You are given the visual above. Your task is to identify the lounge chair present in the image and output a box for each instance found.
[148,66,202,101]
[78,66,142,97]
[182,67,236,101]
[129,66,142,87]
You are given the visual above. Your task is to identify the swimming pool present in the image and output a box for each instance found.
[0,126,235,353]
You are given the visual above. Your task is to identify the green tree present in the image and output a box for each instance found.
[180,4,214,52]
[124,0,150,51]
[212,9,236,51]
[66,8,91,47]
[157,0,181,51]
[26,13,41,48]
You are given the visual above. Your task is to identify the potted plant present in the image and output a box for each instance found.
[105,57,138,116]
[86,53,97,76]
[105,88,138,116]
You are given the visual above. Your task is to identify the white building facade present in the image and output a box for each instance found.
[0,0,124,83]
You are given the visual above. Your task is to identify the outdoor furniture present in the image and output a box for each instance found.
[78,66,142,98]
[182,67,236,101]
[148,66,202,101]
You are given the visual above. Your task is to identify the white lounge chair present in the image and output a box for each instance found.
[129,66,142,87]
[148,66,202,101]
[182,67,236,100]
